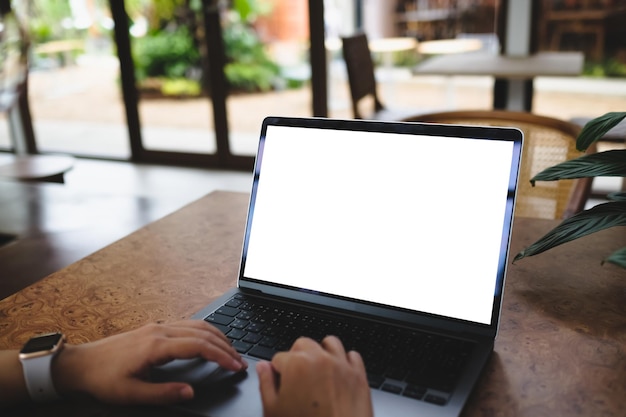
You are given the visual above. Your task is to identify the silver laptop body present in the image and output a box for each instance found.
[184,116,523,417]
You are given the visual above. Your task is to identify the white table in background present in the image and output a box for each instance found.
[413,51,584,111]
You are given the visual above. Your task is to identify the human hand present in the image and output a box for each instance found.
[257,336,373,417]
[52,320,247,405]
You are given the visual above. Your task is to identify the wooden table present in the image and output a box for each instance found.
[1,191,625,417]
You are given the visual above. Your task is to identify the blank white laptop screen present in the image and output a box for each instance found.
[243,124,516,325]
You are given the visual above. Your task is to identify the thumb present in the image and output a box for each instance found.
[112,381,195,405]
[256,361,278,411]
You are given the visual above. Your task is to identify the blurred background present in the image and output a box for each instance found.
[1,0,625,162]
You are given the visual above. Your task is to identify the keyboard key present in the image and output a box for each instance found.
[243,332,262,344]
[240,302,254,311]
[259,336,279,347]
[247,322,265,333]
[216,306,240,317]
[385,366,407,380]
[248,346,278,361]
[227,328,247,340]
[424,394,447,406]
[225,299,243,308]
[367,373,385,388]
[403,385,426,400]
[205,313,234,326]
[261,326,281,337]
[381,383,403,394]
[430,375,456,393]
[230,318,249,329]
[275,339,295,351]
[209,323,230,334]
[231,340,253,354]
[237,311,255,320]
[209,295,472,402]
[366,363,386,376]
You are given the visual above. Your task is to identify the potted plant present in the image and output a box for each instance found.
[130,0,279,96]
[514,111,626,268]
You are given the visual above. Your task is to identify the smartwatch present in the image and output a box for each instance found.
[19,332,65,402]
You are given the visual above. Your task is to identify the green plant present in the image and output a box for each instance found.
[222,3,278,92]
[514,112,626,268]
[161,77,201,96]
[132,26,200,81]
[130,0,278,94]
[27,0,74,43]
[583,59,626,78]
[223,22,278,92]
[232,0,271,22]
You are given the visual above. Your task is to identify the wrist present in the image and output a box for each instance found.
[19,333,65,402]
[0,350,30,405]
[50,344,87,400]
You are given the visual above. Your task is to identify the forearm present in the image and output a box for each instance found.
[1,321,246,407]
[0,345,86,407]
[0,350,29,406]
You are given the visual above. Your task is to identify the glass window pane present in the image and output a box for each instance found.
[131,2,216,154]
[27,0,131,158]
[228,0,312,156]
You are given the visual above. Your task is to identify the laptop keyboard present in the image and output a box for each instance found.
[204,294,474,406]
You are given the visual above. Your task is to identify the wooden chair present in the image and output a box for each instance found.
[403,110,595,220]
[340,33,422,121]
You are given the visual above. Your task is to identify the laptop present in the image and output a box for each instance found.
[184,116,523,417]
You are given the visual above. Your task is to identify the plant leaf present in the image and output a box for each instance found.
[514,201,626,262]
[602,246,626,268]
[530,150,626,185]
[577,112,626,151]
[608,192,626,202]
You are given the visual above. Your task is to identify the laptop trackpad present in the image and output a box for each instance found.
[173,357,263,417]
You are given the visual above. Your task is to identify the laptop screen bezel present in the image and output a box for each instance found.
[237,116,523,338]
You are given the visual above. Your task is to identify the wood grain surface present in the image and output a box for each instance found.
[0,191,248,348]
[468,216,626,417]
[1,191,624,417]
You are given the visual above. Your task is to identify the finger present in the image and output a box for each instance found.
[137,321,234,359]
[150,337,246,371]
[152,334,237,363]
[167,319,218,331]
[347,350,367,373]
[289,336,321,352]
[181,320,232,342]
[159,321,232,346]
[321,335,347,357]
[112,380,195,405]
[256,361,278,412]
[269,351,289,373]
[159,322,245,364]
[271,337,320,372]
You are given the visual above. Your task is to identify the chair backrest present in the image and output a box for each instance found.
[404,110,594,220]
[341,32,385,119]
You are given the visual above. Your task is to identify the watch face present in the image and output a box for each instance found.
[20,333,63,354]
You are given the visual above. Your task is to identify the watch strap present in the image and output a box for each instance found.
[21,353,61,402]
